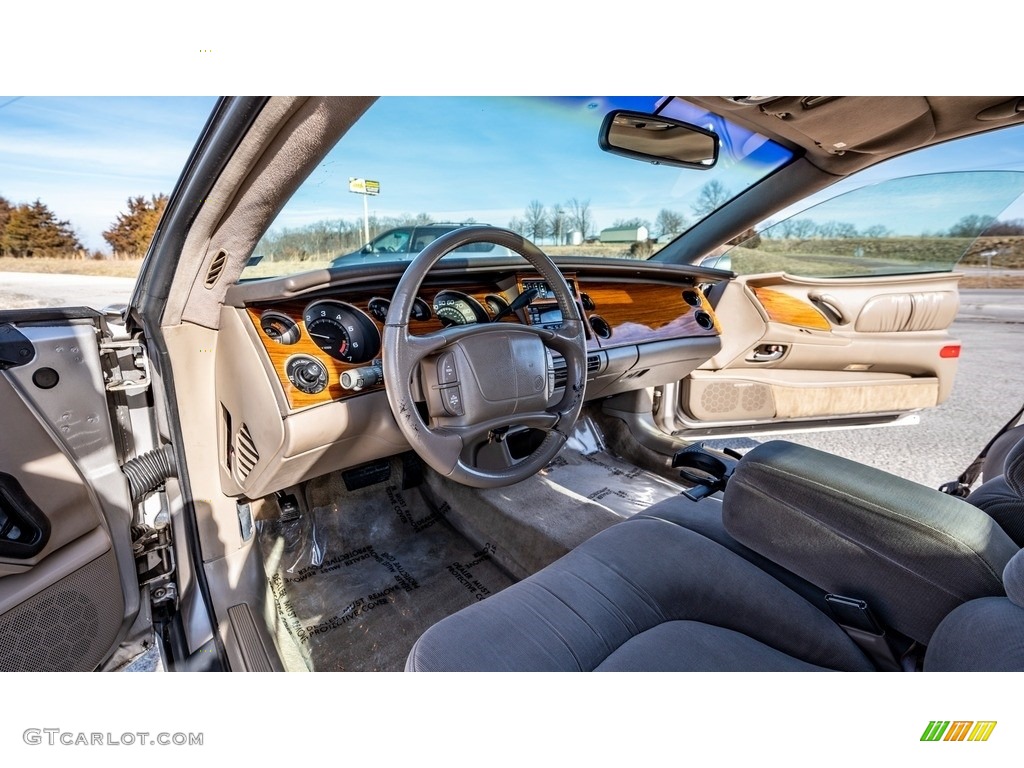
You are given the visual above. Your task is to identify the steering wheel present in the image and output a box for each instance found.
[382,227,587,488]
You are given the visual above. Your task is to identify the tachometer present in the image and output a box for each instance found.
[302,300,381,363]
[433,290,489,327]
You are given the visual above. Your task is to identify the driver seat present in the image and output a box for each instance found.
[406,440,1024,672]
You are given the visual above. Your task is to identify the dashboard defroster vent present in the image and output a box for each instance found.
[234,423,260,481]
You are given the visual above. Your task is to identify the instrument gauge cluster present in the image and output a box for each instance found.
[433,290,489,327]
[302,300,380,364]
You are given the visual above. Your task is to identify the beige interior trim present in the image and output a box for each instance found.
[163,322,245,563]
[213,306,411,498]
[205,535,286,672]
[855,291,959,332]
[0,527,110,613]
[772,380,937,419]
[169,97,376,330]
[0,374,104,571]
[684,369,939,422]
[688,97,1024,176]
[699,273,961,402]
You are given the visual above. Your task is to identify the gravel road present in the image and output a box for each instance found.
[0,272,135,310]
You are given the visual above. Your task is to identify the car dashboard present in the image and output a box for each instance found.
[215,256,729,498]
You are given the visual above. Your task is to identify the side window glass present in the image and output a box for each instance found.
[372,228,411,253]
[724,171,1024,278]
[412,232,438,251]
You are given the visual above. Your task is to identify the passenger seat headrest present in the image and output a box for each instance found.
[1005,549,1024,608]
[1006,437,1024,498]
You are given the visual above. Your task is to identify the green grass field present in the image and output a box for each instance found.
[0,256,143,278]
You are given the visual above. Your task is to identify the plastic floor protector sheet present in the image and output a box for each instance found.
[257,463,514,671]
[540,417,684,517]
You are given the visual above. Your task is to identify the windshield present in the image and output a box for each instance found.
[240,97,793,279]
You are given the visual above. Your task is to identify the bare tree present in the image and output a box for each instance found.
[612,217,651,229]
[566,198,594,239]
[507,216,526,236]
[524,200,548,242]
[985,218,1024,236]
[812,220,860,239]
[655,208,686,238]
[789,219,818,239]
[862,224,893,238]
[548,204,566,245]
[948,214,996,238]
[690,180,731,218]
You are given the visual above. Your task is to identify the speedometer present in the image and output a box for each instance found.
[433,290,489,327]
[302,300,381,363]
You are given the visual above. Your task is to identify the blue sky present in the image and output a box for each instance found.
[268,96,793,239]
[258,97,1024,242]
[4,96,1024,253]
[0,96,217,251]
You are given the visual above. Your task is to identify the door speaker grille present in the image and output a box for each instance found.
[692,380,776,420]
[0,549,124,672]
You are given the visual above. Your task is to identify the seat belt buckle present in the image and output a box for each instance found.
[672,443,742,501]
[938,480,972,498]
[825,594,903,672]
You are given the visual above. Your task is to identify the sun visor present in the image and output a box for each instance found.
[755,97,936,156]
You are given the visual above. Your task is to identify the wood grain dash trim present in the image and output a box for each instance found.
[752,287,831,331]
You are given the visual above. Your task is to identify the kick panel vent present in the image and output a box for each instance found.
[234,423,260,481]
[204,250,228,288]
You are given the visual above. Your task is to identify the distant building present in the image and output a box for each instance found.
[599,225,649,243]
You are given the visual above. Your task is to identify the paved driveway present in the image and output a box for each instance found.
[0,272,135,311]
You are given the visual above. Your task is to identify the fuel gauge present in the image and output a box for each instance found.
[259,310,300,345]
[485,294,510,316]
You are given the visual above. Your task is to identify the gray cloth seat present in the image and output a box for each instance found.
[967,429,1024,546]
[926,547,1024,670]
[406,514,875,671]
[407,440,1024,672]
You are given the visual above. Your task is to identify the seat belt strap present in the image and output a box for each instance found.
[939,400,1024,498]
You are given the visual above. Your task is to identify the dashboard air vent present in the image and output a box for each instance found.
[234,423,260,481]
[204,250,228,288]
[554,355,601,386]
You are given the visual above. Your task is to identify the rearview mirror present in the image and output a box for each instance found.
[599,110,718,170]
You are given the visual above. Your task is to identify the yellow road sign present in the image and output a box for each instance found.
[349,178,380,195]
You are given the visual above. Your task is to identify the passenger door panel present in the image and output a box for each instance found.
[674,272,961,432]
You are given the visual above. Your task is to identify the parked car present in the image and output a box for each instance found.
[330,222,515,265]
[2,96,1023,677]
